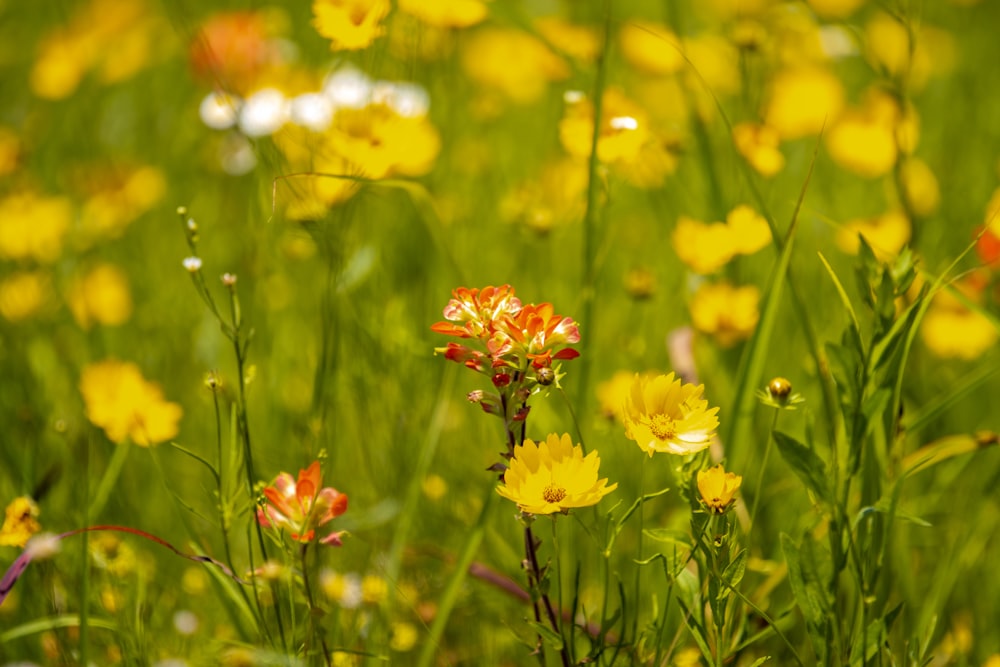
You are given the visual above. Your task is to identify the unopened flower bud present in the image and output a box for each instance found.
[183,256,202,272]
[768,377,792,400]
[204,371,222,391]
[536,367,555,386]
[221,273,237,287]
[492,373,511,388]
[176,206,188,216]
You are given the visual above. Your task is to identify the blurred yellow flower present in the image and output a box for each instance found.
[361,574,388,604]
[690,282,760,347]
[598,371,657,422]
[697,464,742,514]
[30,0,168,99]
[390,621,419,652]
[0,192,72,263]
[806,0,867,18]
[733,122,785,177]
[497,433,617,514]
[620,21,684,76]
[0,496,41,548]
[67,264,133,329]
[726,204,772,255]
[80,360,183,446]
[865,13,954,91]
[921,281,998,360]
[672,205,770,274]
[623,373,720,457]
[0,272,51,322]
[826,99,900,178]
[422,474,448,500]
[80,166,167,240]
[331,104,441,178]
[765,66,844,140]
[501,158,588,233]
[535,17,600,63]
[312,0,389,51]
[399,0,487,28]
[673,217,735,275]
[461,27,567,105]
[899,158,940,217]
[835,210,911,261]
[560,88,650,164]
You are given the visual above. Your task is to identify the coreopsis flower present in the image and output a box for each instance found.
[0,497,41,548]
[836,210,911,261]
[733,122,785,177]
[672,205,771,275]
[689,282,760,347]
[398,0,487,28]
[623,373,720,456]
[756,377,806,410]
[461,28,568,105]
[497,433,617,514]
[619,21,684,75]
[312,0,390,51]
[921,278,998,360]
[0,272,51,323]
[559,88,650,165]
[66,264,133,329]
[0,191,72,263]
[79,360,183,446]
[764,66,845,140]
[899,158,941,217]
[697,465,742,514]
[257,461,348,545]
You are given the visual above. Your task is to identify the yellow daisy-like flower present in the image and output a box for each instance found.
[623,373,719,456]
[0,496,41,548]
[80,359,183,446]
[312,0,390,51]
[697,464,742,514]
[497,433,617,515]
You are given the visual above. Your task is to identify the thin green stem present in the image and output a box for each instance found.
[748,410,780,543]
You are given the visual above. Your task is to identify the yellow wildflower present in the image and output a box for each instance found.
[765,66,844,140]
[535,17,600,63]
[619,21,684,76]
[398,0,487,29]
[390,621,419,652]
[0,497,41,548]
[0,191,72,263]
[80,166,167,240]
[899,158,940,217]
[461,27,568,105]
[697,464,743,514]
[497,433,617,514]
[836,210,911,261]
[598,371,657,422]
[865,13,954,91]
[672,216,737,275]
[690,282,760,347]
[67,264,133,329]
[80,359,183,446]
[501,158,588,233]
[560,88,649,164]
[806,0,867,18]
[826,108,898,178]
[623,373,720,457]
[921,281,998,360]
[361,574,388,604]
[0,272,51,322]
[727,205,772,255]
[733,122,785,177]
[312,0,390,51]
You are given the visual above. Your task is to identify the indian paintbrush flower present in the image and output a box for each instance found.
[622,373,720,456]
[257,461,348,545]
[697,464,742,514]
[496,433,617,515]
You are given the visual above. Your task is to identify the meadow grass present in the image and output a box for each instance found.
[1,1,1000,665]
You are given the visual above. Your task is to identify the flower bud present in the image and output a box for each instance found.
[768,377,792,400]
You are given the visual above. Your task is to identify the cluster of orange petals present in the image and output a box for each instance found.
[431,285,580,373]
[257,461,348,545]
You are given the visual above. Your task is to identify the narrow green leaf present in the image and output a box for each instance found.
[749,657,772,667]
[773,431,830,503]
[642,528,691,548]
[0,616,118,643]
[818,251,862,340]
[720,548,749,594]
[525,620,564,650]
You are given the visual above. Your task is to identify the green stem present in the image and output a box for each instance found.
[415,484,497,667]
[88,441,130,519]
[747,410,779,543]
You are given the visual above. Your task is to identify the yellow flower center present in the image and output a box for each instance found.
[543,484,567,504]
[647,413,676,441]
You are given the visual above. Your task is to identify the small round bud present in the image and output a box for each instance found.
[624,267,656,300]
[535,367,555,386]
[467,390,484,403]
[176,206,188,216]
[204,371,222,391]
[768,377,792,400]
[183,256,203,272]
[221,273,237,287]
[186,218,198,232]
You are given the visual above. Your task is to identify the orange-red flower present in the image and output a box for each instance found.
[257,462,348,545]
[499,303,581,369]
[431,285,522,339]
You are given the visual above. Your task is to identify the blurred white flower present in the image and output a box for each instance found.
[238,88,287,137]
[289,92,334,131]
[322,66,372,109]
[199,92,240,130]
